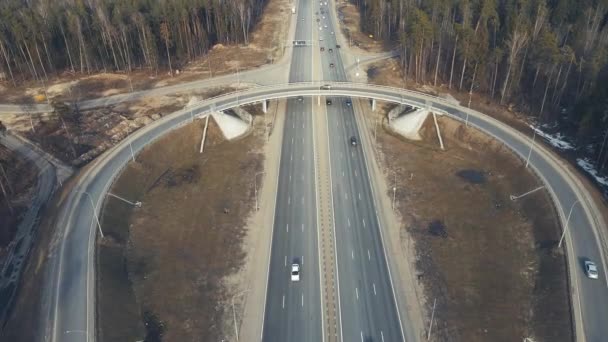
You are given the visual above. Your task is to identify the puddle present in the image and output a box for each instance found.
[428,220,447,238]
[456,169,486,184]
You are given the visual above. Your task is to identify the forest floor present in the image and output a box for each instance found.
[97,108,267,341]
[372,104,572,341]
[0,86,235,167]
[0,0,291,104]
[0,144,37,269]
[335,0,388,53]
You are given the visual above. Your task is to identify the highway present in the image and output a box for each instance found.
[317,3,405,342]
[261,0,323,339]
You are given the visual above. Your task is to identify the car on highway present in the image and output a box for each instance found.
[329,63,335,68]
[320,36,324,41]
[320,84,332,90]
[291,263,300,281]
[345,99,352,106]
[331,31,334,35]
[326,99,332,105]
[320,47,325,51]
[350,136,357,146]
[585,260,599,279]
[328,48,333,53]
[336,44,341,48]
[297,96,304,102]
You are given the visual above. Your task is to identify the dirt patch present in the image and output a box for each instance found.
[0,144,37,266]
[98,114,265,341]
[375,107,572,341]
[336,0,389,53]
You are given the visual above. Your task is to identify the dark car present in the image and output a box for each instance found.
[326,99,333,105]
[329,63,335,68]
[320,47,325,52]
[336,44,341,48]
[350,136,357,146]
[345,100,352,106]
[328,48,333,53]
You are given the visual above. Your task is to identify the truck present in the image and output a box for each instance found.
[291,6,296,14]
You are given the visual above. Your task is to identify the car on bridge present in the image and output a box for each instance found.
[291,263,300,281]
[350,136,357,146]
[328,48,333,53]
[320,84,332,90]
[326,99,333,105]
[320,47,325,52]
[330,63,335,68]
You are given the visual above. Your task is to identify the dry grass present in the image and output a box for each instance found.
[98,115,264,341]
[336,0,388,53]
[375,109,572,341]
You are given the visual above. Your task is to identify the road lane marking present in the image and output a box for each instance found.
[289,174,292,181]
[288,196,291,205]
[362,219,366,227]
[302,223,304,232]
[358,193,361,200]
[373,283,377,295]
[347,218,350,227]
[302,255,304,265]
[285,256,287,267]
[345,192,348,199]
[291,153,293,161]
[351,151,354,158]
[360,331,363,342]
[292,137,294,144]
[351,250,354,259]
[355,170,357,177]
[368,250,371,260]
[302,155,305,161]
[302,196,304,205]
[342,171,344,177]
[381,331,385,342]
[302,175,304,181]
[286,224,289,232]
[356,287,359,300]
[282,295,285,309]
[302,293,304,307]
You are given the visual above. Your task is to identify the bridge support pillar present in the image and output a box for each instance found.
[262,100,267,113]
[371,98,376,111]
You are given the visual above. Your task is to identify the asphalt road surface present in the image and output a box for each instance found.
[317,4,405,341]
[261,0,323,340]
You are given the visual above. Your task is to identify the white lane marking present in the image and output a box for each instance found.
[355,170,357,177]
[285,256,287,267]
[360,331,363,342]
[362,219,366,227]
[301,293,304,307]
[293,122,295,128]
[356,287,359,300]
[351,151,354,158]
[303,122,305,128]
[288,196,291,205]
[289,174,292,182]
[286,224,289,233]
[302,137,305,143]
[282,295,285,309]
[290,153,293,161]
[358,193,361,200]
[345,193,348,199]
[302,155,305,161]
[342,171,345,177]
[302,196,305,205]
[347,218,351,227]
[302,175,304,181]
[292,137,294,144]
[302,255,304,265]
[351,250,354,259]
[381,331,385,342]
[302,223,304,232]
[368,250,371,260]
[373,283,377,295]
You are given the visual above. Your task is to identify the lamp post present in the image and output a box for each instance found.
[82,191,104,238]
[558,199,580,248]
[255,171,266,211]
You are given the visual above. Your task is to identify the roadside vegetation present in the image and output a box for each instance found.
[347,0,608,194]
[374,105,571,341]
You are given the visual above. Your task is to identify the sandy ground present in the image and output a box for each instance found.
[0,0,291,103]
[97,104,271,341]
[1,87,235,168]
[371,102,572,341]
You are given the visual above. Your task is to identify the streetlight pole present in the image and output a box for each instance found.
[82,191,104,238]
[231,290,249,342]
[392,170,397,210]
[558,199,581,248]
[525,129,538,168]
[255,171,266,211]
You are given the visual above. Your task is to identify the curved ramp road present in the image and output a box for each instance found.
[36,81,608,342]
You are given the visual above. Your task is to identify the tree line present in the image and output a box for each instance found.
[0,0,266,84]
[355,0,608,173]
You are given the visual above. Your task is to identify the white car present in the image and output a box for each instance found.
[291,263,301,281]
[585,260,599,279]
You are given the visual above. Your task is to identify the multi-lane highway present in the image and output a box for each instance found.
[317,4,405,342]
[3,0,606,340]
[261,0,323,339]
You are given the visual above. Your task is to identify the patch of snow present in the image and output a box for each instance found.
[441,93,460,105]
[47,80,79,95]
[530,125,575,151]
[212,111,249,140]
[577,158,608,187]
[389,108,429,140]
